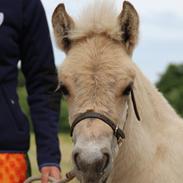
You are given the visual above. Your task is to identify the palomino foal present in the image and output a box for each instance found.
[52,1,183,183]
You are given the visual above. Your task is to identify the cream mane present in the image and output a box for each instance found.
[52,0,139,54]
[70,0,122,41]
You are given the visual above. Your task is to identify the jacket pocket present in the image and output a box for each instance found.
[1,85,28,131]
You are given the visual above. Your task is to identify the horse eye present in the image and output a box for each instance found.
[60,84,70,96]
[123,84,132,96]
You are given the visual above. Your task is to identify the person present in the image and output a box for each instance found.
[0,0,61,182]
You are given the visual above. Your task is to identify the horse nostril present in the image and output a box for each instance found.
[95,152,110,173]
[73,149,111,173]
[73,152,81,170]
[102,153,110,171]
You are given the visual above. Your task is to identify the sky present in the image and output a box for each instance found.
[41,0,183,83]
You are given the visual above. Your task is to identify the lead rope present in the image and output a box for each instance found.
[24,169,76,183]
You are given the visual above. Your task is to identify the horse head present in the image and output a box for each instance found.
[52,1,140,182]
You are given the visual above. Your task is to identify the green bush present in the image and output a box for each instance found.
[156,64,183,117]
[18,69,26,87]
[59,98,70,133]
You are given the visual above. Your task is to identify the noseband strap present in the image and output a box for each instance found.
[70,112,125,140]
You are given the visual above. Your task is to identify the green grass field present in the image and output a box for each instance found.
[29,133,78,182]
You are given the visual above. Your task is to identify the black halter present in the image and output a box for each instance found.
[70,90,140,140]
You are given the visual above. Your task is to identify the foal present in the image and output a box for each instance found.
[52,1,183,183]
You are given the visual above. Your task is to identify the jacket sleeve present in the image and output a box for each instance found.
[20,0,61,169]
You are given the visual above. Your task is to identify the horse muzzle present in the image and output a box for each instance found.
[72,142,112,183]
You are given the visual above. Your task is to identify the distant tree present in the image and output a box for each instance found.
[156,63,183,117]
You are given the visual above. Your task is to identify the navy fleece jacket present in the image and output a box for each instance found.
[0,0,61,168]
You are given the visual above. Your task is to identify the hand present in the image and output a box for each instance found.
[41,166,61,183]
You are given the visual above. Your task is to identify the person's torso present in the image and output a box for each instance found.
[0,0,23,83]
[0,0,30,152]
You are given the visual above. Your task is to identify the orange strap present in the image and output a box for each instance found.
[0,153,27,183]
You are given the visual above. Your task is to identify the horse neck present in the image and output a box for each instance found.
[134,64,181,130]
[125,64,182,153]
[110,65,182,181]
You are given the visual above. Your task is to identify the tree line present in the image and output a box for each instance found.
[156,64,183,117]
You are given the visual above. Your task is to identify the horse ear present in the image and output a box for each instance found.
[118,1,139,55]
[52,4,75,53]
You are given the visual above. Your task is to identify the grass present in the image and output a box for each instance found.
[29,133,78,182]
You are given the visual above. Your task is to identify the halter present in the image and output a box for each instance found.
[70,112,125,140]
[70,89,140,141]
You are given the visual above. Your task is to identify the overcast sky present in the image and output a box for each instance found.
[41,0,183,83]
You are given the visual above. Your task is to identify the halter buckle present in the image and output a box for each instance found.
[114,125,119,136]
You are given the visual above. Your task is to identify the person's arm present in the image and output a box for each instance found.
[20,0,61,180]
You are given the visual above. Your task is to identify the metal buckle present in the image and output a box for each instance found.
[114,125,119,137]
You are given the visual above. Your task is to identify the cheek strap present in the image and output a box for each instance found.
[131,89,141,121]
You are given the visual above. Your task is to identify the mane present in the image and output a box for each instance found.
[70,0,122,41]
